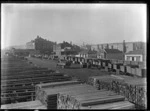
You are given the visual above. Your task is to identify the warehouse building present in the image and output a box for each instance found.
[97,49,124,60]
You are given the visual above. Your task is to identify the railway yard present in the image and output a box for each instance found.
[1,54,147,109]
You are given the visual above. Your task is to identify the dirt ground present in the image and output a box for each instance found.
[27,57,113,82]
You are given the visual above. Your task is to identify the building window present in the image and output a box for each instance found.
[132,57,134,61]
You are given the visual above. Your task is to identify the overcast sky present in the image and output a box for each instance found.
[1,4,147,49]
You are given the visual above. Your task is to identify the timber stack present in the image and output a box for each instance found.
[1,55,72,105]
[57,84,134,109]
[88,75,147,109]
[35,80,82,109]
[35,80,135,109]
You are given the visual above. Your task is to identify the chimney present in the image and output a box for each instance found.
[123,40,126,53]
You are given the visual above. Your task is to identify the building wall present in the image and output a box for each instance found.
[53,44,62,57]
[91,45,98,51]
[79,53,97,58]
[88,54,97,58]
[99,44,108,49]
[26,41,35,49]
[111,43,118,49]
[133,42,146,50]
[117,43,123,52]
[125,42,134,53]
[108,45,112,49]
[97,53,105,59]
[106,53,124,60]
[93,42,145,53]
[53,44,77,58]
[143,54,146,62]
[125,54,143,61]
[80,53,88,58]
[108,42,133,52]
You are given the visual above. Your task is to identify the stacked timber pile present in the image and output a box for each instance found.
[1,100,46,109]
[1,55,72,104]
[57,84,134,109]
[88,75,147,109]
[80,101,135,109]
[35,80,134,109]
[88,75,125,90]
[35,80,82,109]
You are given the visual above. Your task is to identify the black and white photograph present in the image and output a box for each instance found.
[1,3,147,109]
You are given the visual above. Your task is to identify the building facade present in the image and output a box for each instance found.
[97,49,124,60]
[26,41,35,49]
[125,49,146,62]
[26,36,55,54]
[91,41,146,53]
[79,50,97,58]
[53,44,62,57]
[53,43,78,59]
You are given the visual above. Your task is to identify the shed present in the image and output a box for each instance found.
[125,49,146,62]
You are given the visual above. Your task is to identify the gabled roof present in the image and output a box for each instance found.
[104,49,123,54]
[125,49,145,55]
